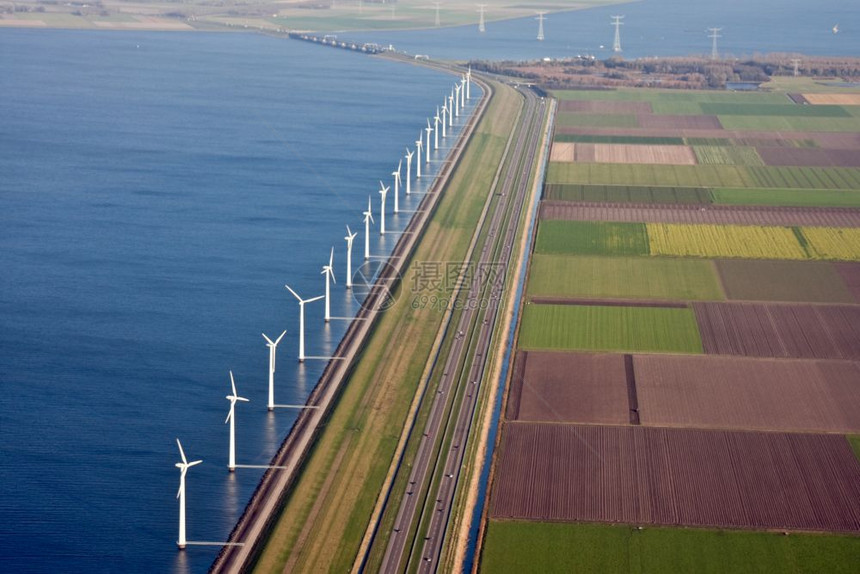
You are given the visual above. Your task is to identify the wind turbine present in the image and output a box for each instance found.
[460,75,467,108]
[225,371,249,472]
[415,136,423,178]
[321,247,335,322]
[434,107,440,150]
[285,284,324,362]
[262,330,286,411]
[362,196,374,260]
[454,84,461,117]
[424,119,432,163]
[175,438,202,549]
[392,159,402,213]
[344,225,357,287]
[448,93,454,127]
[378,180,389,235]
[440,103,448,138]
[466,66,472,99]
[404,148,414,195]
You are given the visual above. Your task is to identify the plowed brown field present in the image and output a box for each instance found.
[802,94,860,105]
[490,423,860,532]
[549,142,575,162]
[634,355,860,433]
[539,201,860,227]
[693,302,860,360]
[757,147,860,167]
[836,263,860,301]
[573,143,698,165]
[506,351,631,424]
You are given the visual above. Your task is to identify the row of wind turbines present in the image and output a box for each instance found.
[173,68,475,550]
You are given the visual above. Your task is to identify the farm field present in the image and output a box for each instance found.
[506,351,630,424]
[490,423,860,532]
[634,355,860,433]
[481,520,860,574]
[646,223,809,259]
[518,304,703,354]
[526,254,723,301]
[540,201,860,227]
[547,163,860,190]
[534,220,649,256]
[717,260,858,303]
[481,85,860,573]
[693,302,860,360]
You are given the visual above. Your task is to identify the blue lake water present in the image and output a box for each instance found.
[350,0,859,61]
[0,29,478,573]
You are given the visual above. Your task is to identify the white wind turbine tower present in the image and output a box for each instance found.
[454,84,461,117]
[434,107,441,150]
[344,225,357,287]
[440,103,448,138]
[392,159,402,213]
[404,148,414,195]
[262,330,286,411]
[460,75,466,107]
[424,119,432,163]
[175,438,202,549]
[536,11,546,41]
[466,66,472,99]
[477,4,486,33]
[362,196,374,260]
[321,247,335,322]
[415,136,423,178]
[225,371,249,472]
[285,284,324,362]
[448,93,454,127]
[378,180,389,235]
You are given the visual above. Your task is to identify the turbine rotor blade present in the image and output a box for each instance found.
[306,295,325,303]
[225,409,233,424]
[230,371,237,397]
[188,459,202,467]
[285,284,301,301]
[176,438,188,465]
[262,332,274,346]
[274,330,286,345]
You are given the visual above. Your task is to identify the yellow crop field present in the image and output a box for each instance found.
[802,227,860,261]
[646,223,808,259]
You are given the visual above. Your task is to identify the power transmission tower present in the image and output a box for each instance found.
[536,11,546,41]
[477,4,486,33]
[611,15,624,53]
[791,58,801,77]
[708,27,722,60]
[433,2,441,27]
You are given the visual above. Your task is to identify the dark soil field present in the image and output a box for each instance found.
[490,423,860,532]
[558,101,653,114]
[757,147,860,168]
[634,355,860,433]
[693,302,860,360]
[555,128,860,148]
[506,351,631,424]
[717,260,858,303]
[539,201,860,227]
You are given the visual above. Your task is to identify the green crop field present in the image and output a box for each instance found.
[712,188,860,207]
[849,436,860,462]
[481,520,860,574]
[556,113,639,128]
[527,255,724,301]
[534,221,649,256]
[518,303,703,353]
[718,115,860,132]
[554,134,684,145]
[716,260,857,303]
[543,183,713,204]
[548,163,860,190]
[693,146,765,166]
